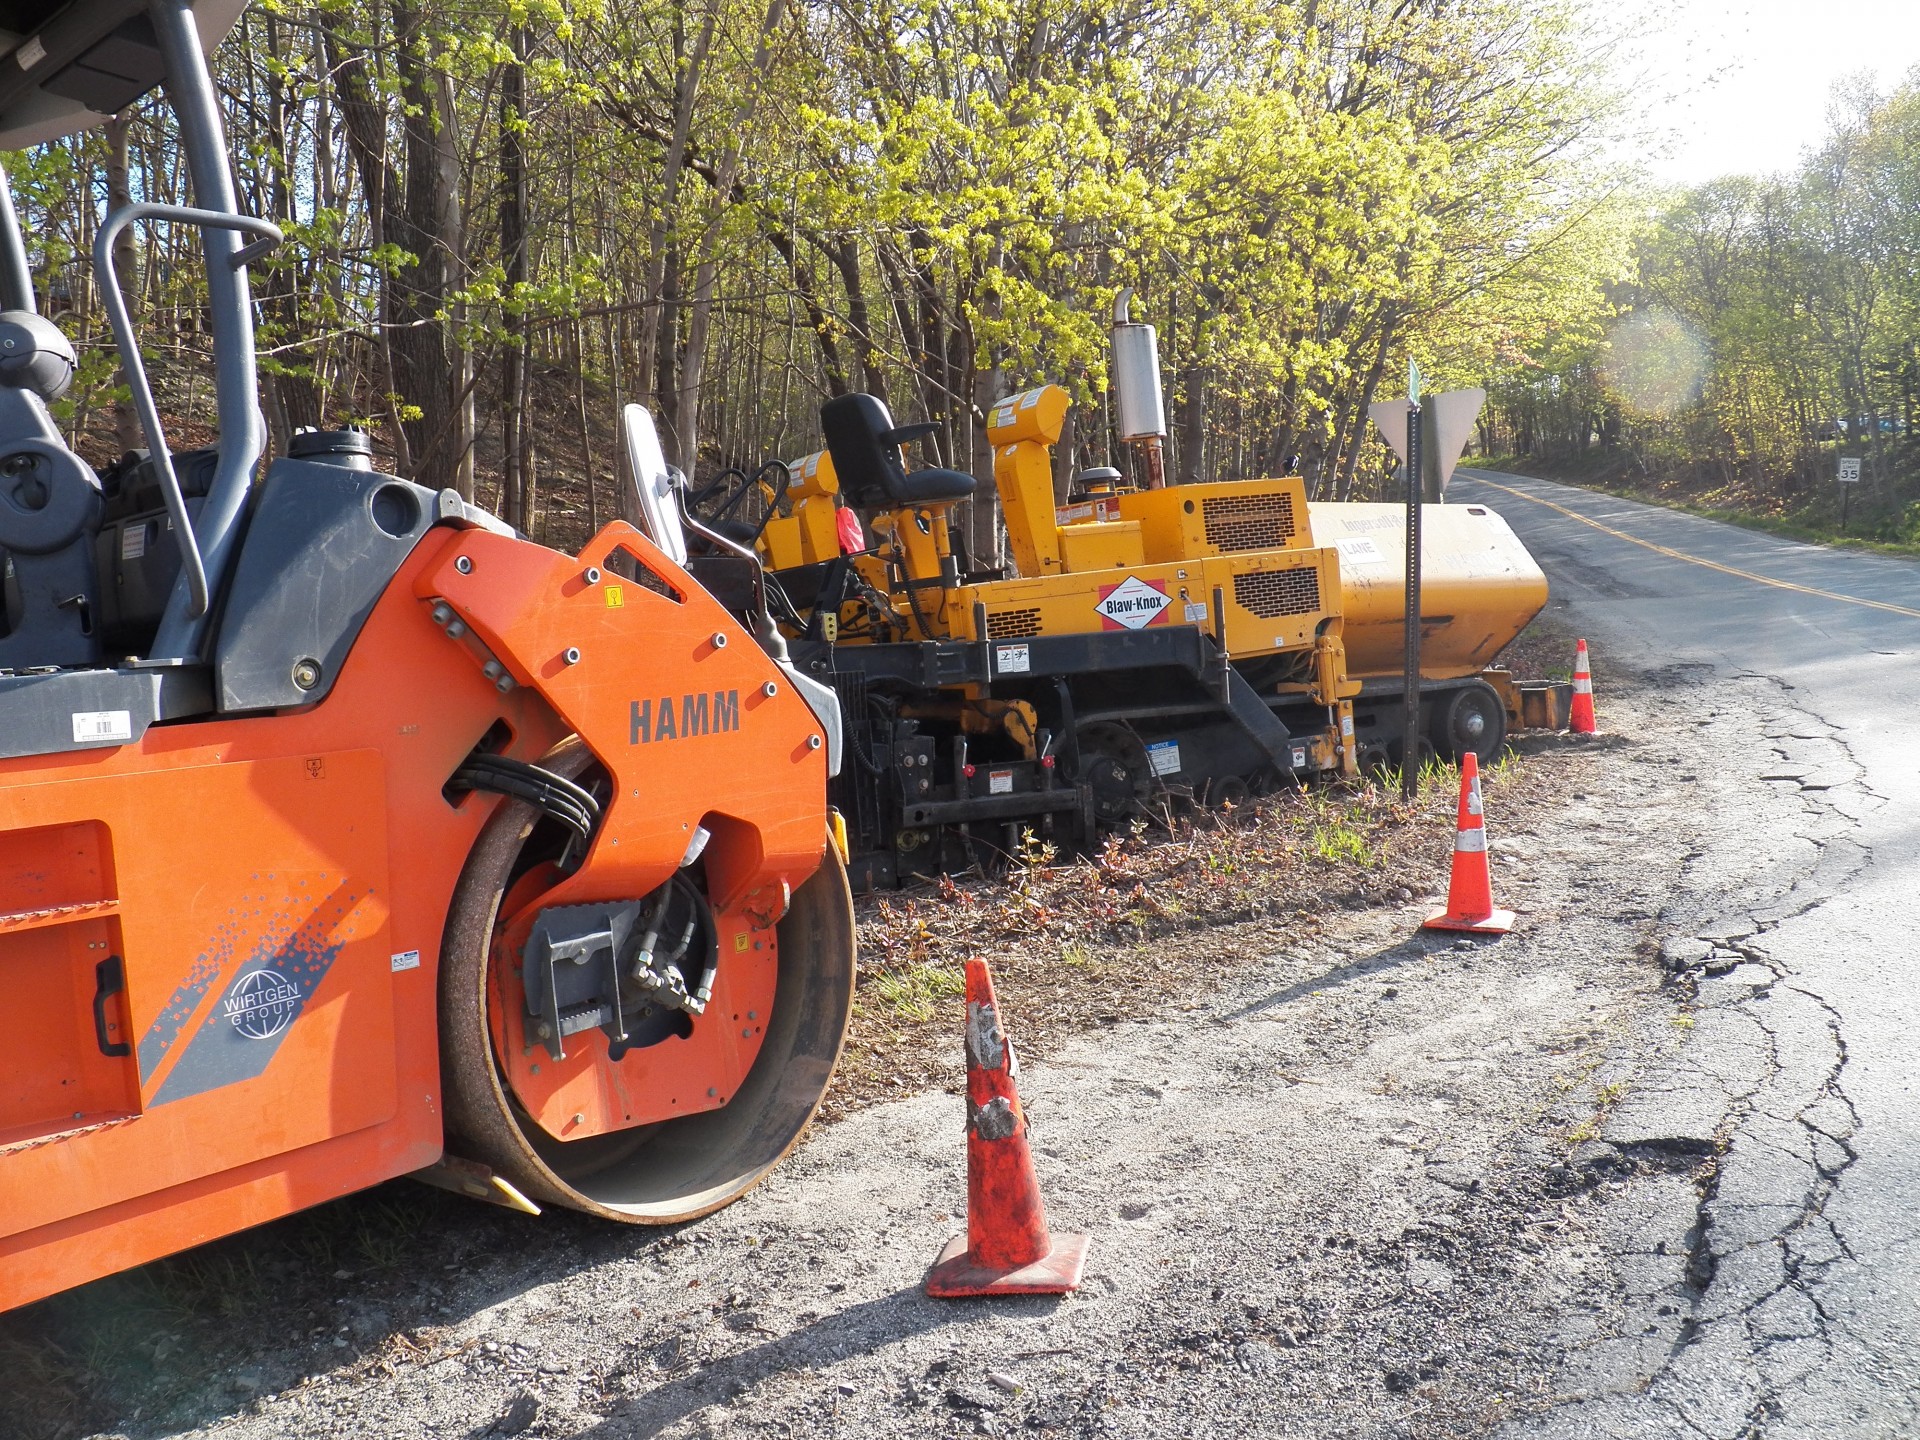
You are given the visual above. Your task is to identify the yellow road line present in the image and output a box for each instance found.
[1466,473,1920,622]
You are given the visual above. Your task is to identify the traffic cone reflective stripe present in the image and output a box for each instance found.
[927,958,1090,1297]
[1423,752,1515,935]
[1569,639,1597,734]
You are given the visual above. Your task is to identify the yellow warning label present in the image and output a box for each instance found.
[605,585,625,608]
[733,932,750,952]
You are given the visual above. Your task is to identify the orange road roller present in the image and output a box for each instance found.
[0,1,856,1313]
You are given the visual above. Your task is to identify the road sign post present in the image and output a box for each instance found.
[1402,399,1422,799]
[1368,381,1488,796]
[1838,456,1861,534]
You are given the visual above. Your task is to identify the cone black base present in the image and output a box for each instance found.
[925,1231,1091,1298]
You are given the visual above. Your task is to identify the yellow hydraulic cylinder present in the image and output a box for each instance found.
[986,386,1069,577]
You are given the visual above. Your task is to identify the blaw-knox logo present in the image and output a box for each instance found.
[631,690,740,744]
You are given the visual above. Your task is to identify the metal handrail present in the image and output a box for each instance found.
[90,202,282,620]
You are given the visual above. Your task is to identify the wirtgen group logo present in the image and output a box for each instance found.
[224,968,303,1040]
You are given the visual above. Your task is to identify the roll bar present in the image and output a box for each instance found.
[92,203,281,622]
[142,0,272,661]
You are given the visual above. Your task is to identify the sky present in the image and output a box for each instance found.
[1632,0,1920,184]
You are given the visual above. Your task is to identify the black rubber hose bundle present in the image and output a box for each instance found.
[450,753,602,857]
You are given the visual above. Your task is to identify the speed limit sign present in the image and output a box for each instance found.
[1838,456,1862,483]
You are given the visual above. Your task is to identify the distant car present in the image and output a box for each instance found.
[1818,415,1904,440]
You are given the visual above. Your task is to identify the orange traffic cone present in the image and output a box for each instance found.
[1569,639,1597,734]
[1422,752,1515,934]
[926,958,1090,1297]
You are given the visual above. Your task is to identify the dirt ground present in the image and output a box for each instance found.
[2,624,1721,1440]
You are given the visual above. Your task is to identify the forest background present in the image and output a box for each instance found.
[11,0,1918,556]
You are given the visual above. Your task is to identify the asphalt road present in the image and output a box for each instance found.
[1455,468,1920,1438]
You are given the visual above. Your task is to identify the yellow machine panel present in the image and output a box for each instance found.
[1116,480,1316,563]
[762,449,843,570]
[987,385,1071,578]
[946,546,1340,663]
[1058,520,1146,572]
[1308,502,1548,680]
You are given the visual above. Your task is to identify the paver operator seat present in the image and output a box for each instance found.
[820,392,977,600]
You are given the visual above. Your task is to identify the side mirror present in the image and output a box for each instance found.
[621,404,687,566]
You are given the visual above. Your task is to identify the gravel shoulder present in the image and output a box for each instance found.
[4,637,1747,1440]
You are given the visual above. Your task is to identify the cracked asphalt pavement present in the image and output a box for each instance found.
[1457,469,1920,1438]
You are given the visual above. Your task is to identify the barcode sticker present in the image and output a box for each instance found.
[72,710,133,744]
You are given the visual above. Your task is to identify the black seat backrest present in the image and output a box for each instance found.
[92,445,219,653]
[820,393,978,511]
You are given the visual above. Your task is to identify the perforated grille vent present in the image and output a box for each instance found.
[986,608,1042,639]
[1233,567,1321,619]
[1203,492,1296,551]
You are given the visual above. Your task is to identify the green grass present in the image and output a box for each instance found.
[1059,940,1097,968]
[1309,821,1373,865]
[863,962,965,1023]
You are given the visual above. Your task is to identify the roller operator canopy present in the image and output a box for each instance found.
[0,0,246,150]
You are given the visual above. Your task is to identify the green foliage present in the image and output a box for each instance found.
[2,0,1640,521]
[1495,73,1920,525]
[1309,821,1374,866]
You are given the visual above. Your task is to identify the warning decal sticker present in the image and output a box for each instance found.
[1095,575,1173,631]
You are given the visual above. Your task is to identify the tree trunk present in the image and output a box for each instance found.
[674,0,787,475]
[1175,360,1207,485]
[765,225,849,396]
[499,24,530,527]
[635,4,715,427]
[385,3,465,492]
[830,237,888,403]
